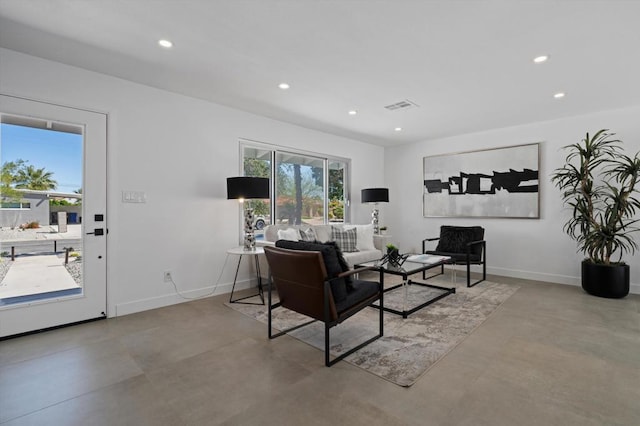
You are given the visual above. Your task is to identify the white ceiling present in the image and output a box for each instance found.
[1,0,639,147]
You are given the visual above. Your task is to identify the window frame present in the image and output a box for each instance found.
[239,139,351,229]
[0,201,31,209]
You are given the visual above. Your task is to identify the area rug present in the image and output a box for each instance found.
[226,273,519,387]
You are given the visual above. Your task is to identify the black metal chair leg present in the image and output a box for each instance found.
[229,255,243,303]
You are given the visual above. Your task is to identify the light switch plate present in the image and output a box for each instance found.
[122,190,146,203]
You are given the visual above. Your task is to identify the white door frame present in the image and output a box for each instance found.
[0,94,107,338]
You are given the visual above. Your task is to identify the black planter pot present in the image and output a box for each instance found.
[581,260,630,299]
[387,248,399,261]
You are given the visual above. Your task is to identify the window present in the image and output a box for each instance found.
[243,146,271,231]
[275,152,324,225]
[241,141,350,233]
[328,160,346,222]
[0,201,30,209]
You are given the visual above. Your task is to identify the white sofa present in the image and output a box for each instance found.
[261,223,384,268]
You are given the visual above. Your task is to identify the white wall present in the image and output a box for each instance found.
[0,48,385,316]
[385,106,640,294]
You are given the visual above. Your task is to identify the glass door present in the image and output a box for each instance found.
[0,95,107,338]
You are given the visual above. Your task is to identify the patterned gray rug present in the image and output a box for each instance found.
[226,273,519,387]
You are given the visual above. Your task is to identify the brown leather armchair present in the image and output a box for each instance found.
[264,245,384,367]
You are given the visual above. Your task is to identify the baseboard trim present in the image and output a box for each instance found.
[113,277,258,317]
[113,265,640,318]
[485,266,578,286]
[484,266,640,295]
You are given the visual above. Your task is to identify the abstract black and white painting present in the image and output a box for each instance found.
[423,143,539,218]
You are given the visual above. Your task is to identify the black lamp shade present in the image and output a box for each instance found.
[361,188,389,203]
[227,177,270,200]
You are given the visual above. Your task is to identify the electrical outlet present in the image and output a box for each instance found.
[164,271,172,282]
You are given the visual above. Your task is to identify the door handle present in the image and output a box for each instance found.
[86,228,105,236]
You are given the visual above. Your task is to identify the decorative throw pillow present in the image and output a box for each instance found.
[274,240,348,302]
[331,226,358,252]
[277,228,300,241]
[436,226,475,253]
[348,224,376,251]
[316,240,354,290]
[299,227,317,242]
[311,225,332,243]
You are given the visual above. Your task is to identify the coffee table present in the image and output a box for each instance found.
[356,255,455,318]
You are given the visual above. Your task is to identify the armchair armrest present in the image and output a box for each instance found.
[465,240,486,260]
[326,266,376,283]
[466,240,486,251]
[422,236,440,253]
[339,265,375,278]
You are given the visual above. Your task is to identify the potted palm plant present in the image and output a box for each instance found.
[551,129,640,298]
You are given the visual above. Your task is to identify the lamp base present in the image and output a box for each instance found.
[243,207,256,250]
[371,207,379,234]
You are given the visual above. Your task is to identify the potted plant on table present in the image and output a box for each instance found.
[551,129,640,298]
[386,243,399,260]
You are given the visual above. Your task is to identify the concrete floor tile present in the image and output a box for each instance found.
[1,275,638,426]
[144,337,314,423]
[447,373,606,426]
[221,384,408,426]
[471,337,640,425]
[0,319,112,366]
[0,338,143,423]
[1,375,183,426]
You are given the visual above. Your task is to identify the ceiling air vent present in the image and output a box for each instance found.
[384,99,420,111]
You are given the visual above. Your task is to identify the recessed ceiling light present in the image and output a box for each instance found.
[533,55,549,63]
[348,110,357,115]
[554,92,565,99]
[278,83,290,90]
[394,127,402,132]
[158,39,173,48]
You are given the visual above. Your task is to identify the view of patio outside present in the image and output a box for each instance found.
[0,123,83,305]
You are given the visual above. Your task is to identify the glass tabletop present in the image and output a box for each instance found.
[357,254,451,275]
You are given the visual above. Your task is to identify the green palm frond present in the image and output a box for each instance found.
[551,130,640,265]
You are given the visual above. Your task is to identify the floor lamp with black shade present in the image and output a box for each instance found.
[227,177,270,250]
[361,188,389,234]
